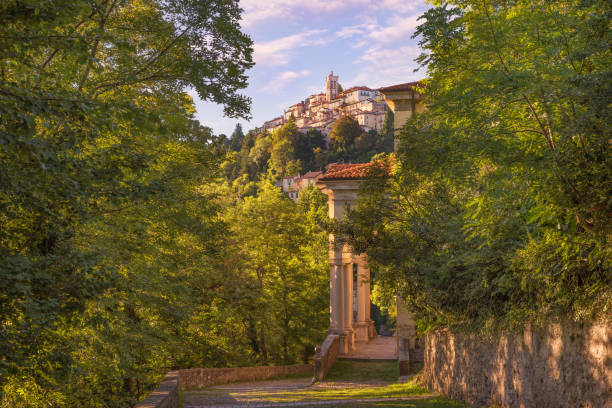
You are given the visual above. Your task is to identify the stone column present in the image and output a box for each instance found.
[328,241,344,334]
[356,260,367,322]
[354,255,375,341]
[342,263,353,330]
[329,264,341,332]
[340,262,354,352]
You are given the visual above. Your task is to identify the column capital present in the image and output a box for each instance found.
[329,256,345,266]
[355,253,369,266]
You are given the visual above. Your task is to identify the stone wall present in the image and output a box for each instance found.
[313,334,340,381]
[423,321,612,408]
[134,364,312,408]
[179,364,312,389]
[133,371,179,408]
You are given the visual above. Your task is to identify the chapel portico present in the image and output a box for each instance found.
[313,82,425,381]
[317,164,382,354]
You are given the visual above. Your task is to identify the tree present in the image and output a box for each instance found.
[379,106,395,152]
[249,132,273,174]
[330,116,362,151]
[307,128,327,151]
[229,123,246,151]
[270,119,300,176]
[344,0,611,333]
[295,128,327,172]
[354,130,379,161]
[313,148,328,171]
[270,138,297,176]
[223,180,329,364]
[0,0,253,405]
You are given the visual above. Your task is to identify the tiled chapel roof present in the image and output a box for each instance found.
[318,160,393,181]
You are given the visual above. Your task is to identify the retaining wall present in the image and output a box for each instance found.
[133,371,179,408]
[134,364,312,408]
[179,364,312,389]
[423,320,612,408]
[313,334,339,381]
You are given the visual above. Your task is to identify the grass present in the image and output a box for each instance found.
[324,360,399,382]
[186,376,431,403]
[183,360,474,407]
[186,381,473,407]
[234,378,428,402]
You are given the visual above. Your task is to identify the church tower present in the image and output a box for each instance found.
[325,70,339,102]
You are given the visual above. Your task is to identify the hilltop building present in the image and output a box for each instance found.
[326,71,339,101]
[279,171,323,202]
[263,71,387,138]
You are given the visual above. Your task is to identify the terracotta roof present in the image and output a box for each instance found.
[318,160,393,181]
[342,86,374,94]
[301,171,322,179]
[379,81,423,92]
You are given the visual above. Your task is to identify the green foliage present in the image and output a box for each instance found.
[327,117,393,164]
[268,118,301,177]
[0,0,254,406]
[229,123,246,152]
[296,128,327,171]
[330,115,362,150]
[218,180,330,364]
[380,106,395,152]
[222,110,391,182]
[325,361,399,383]
[224,120,332,181]
[345,0,611,333]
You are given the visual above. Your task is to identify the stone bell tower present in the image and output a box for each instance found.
[326,70,339,102]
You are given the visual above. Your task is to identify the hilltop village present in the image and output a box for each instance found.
[261,71,387,138]
[218,72,410,203]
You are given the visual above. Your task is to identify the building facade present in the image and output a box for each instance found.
[261,72,387,137]
[280,171,323,202]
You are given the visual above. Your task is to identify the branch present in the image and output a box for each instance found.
[78,0,117,91]
[131,26,191,78]
[41,3,102,69]
[522,95,555,150]
[92,60,179,96]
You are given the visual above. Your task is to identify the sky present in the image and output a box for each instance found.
[192,0,430,137]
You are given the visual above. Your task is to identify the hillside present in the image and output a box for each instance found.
[220,111,395,185]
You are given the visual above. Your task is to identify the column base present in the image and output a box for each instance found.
[354,320,377,342]
[328,328,355,355]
